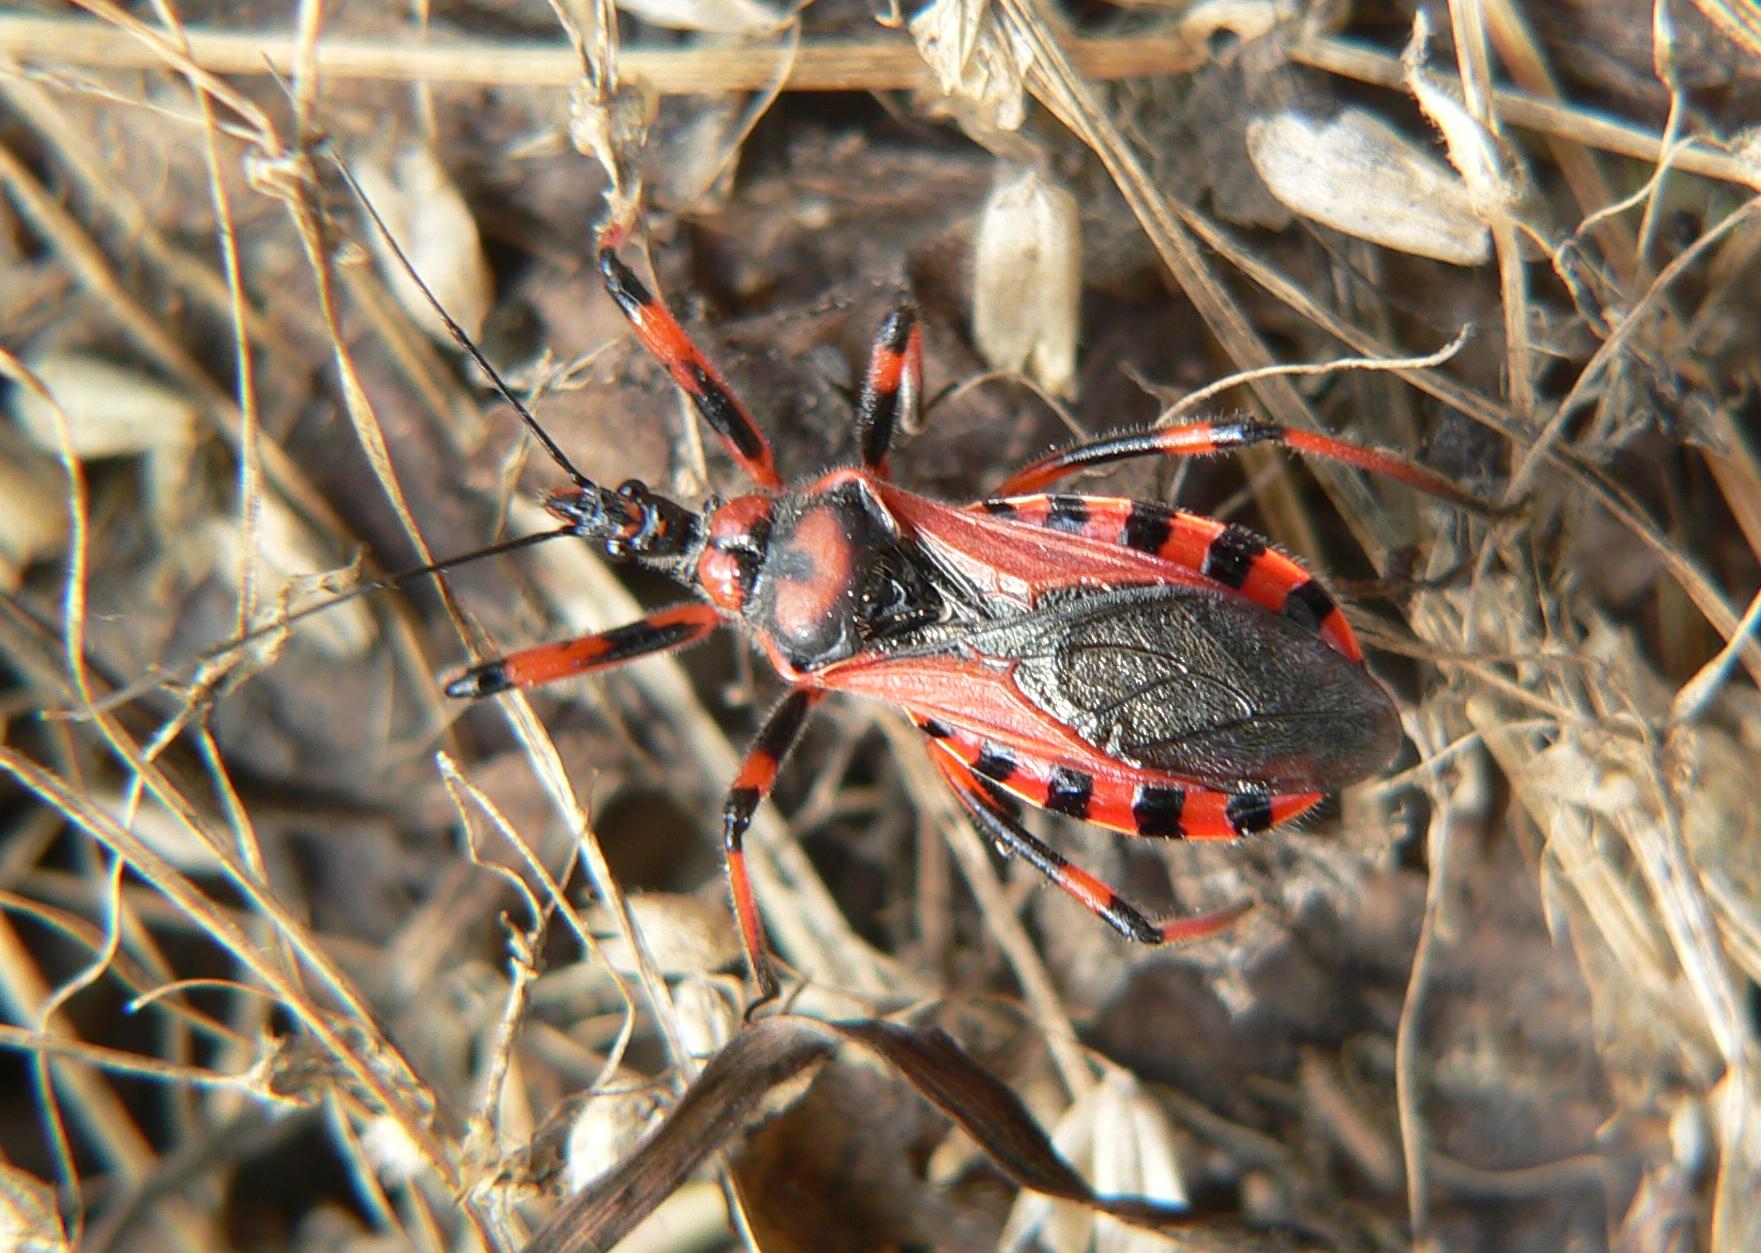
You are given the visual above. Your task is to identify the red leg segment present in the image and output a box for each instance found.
[991,418,1474,506]
[855,306,922,476]
[722,688,824,1001]
[444,603,721,697]
[596,244,782,490]
[927,743,1251,946]
[975,493,1362,662]
[918,717,1323,839]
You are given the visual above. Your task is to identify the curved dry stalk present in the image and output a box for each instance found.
[1293,32,1760,190]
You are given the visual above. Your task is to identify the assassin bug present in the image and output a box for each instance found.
[421,219,1474,1003]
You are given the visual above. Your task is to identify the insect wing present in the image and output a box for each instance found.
[827,487,1400,794]
[874,483,1217,610]
[959,583,1400,793]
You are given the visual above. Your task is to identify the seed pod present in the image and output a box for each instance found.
[973,164,1082,396]
[11,352,200,459]
[674,973,740,1061]
[1246,107,1491,265]
[595,892,744,981]
[564,1081,667,1192]
[908,0,1030,134]
[1402,13,1523,224]
[1000,1068,1189,1252]
[10,351,204,533]
[352,145,493,343]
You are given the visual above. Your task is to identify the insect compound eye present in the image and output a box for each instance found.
[615,479,653,506]
[714,516,771,572]
[699,496,774,611]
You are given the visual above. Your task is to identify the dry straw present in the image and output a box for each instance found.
[0,0,1757,1249]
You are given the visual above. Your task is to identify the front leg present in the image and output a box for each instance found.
[595,237,782,490]
[444,603,722,697]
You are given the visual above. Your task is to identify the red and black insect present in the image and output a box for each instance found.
[438,225,1471,1002]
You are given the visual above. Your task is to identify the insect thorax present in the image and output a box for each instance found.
[746,474,950,673]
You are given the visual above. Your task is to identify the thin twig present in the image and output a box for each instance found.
[0,15,1203,92]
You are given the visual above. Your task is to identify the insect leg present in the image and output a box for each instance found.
[927,741,1251,946]
[595,239,783,490]
[720,687,824,1003]
[854,305,922,476]
[991,418,1473,505]
[445,603,721,697]
[976,493,1363,661]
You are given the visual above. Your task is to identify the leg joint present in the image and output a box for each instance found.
[723,787,760,851]
[1212,418,1286,446]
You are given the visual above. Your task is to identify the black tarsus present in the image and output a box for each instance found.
[445,661,511,699]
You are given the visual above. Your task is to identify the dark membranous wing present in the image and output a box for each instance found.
[961,583,1400,793]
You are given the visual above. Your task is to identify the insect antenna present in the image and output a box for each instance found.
[122,154,701,705]
[79,526,579,715]
[209,526,577,660]
[329,154,593,492]
[331,153,682,561]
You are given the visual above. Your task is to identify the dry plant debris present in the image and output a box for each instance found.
[1,0,1759,1249]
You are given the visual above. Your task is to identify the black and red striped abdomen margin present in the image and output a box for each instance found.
[917,717,1323,839]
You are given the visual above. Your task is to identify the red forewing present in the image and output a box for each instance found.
[820,485,1400,794]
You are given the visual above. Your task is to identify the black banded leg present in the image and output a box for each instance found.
[444,603,721,697]
[992,418,1474,505]
[722,687,824,1004]
[594,238,782,490]
[855,305,922,476]
[927,744,1250,945]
